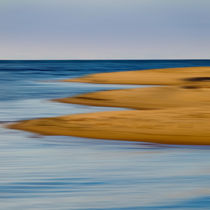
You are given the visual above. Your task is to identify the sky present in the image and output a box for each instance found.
[0,0,210,59]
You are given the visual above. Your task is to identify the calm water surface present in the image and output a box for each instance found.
[1,60,210,209]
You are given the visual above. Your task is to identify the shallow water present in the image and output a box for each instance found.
[1,60,210,209]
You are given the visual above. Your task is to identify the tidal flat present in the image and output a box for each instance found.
[10,67,210,145]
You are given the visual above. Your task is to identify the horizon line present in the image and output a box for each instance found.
[0,58,210,61]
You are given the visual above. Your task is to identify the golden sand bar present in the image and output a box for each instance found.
[54,86,210,110]
[8,67,210,145]
[8,108,210,145]
[63,67,210,86]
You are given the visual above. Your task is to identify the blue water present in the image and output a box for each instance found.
[1,60,210,209]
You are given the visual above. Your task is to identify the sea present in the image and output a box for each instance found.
[1,60,210,210]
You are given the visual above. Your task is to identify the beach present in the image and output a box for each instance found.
[63,67,210,86]
[8,66,210,145]
[2,60,210,209]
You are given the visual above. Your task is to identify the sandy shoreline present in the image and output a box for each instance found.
[8,67,210,145]
[63,67,210,86]
[54,86,210,110]
[8,107,210,145]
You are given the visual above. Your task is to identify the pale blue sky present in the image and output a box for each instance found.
[0,0,210,59]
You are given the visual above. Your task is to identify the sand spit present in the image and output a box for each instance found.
[8,67,210,145]
[63,67,210,86]
[8,108,210,145]
[54,86,210,110]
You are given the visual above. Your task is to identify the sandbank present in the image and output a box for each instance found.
[54,86,210,110]
[63,67,210,86]
[8,67,210,145]
[8,107,210,145]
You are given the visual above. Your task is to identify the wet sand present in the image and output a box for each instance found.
[8,67,210,145]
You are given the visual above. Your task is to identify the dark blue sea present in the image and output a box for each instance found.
[1,60,210,209]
